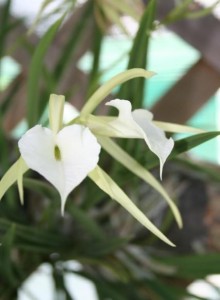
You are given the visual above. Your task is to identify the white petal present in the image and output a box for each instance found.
[106,99,174,178]
[18,125,101,213]
[63,102,79,124]
[132,109,174,178]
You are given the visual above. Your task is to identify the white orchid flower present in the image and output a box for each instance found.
[105,99,174,178]
[18,95,101,214]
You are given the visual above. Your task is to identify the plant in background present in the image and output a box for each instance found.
[0,69,183,247]
[1,0,220,299]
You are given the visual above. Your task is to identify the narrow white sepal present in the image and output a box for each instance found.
[106,99,174,178]
[49,94,65,134]
[18,124,101,213]
[17,157,25,205]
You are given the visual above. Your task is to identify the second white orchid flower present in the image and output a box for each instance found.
[106,99,174,178]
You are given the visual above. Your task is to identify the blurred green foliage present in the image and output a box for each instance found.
[0,0,220,299]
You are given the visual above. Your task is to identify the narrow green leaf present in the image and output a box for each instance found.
[83,237,129,257]
[80,68,155,116]
[0,0,12,61]
[170,131,220,158]
[28,0,69,34]
[27,18,62,127]
[0,225,17,285]
[54,1,92,81]
[98,136,182,228]
[145,278,190,300]
[175,157,220,183]
[68,204,105,240]
[95,280,127,300]
[109,0,139,21]
[156,254,220,279]
[0,218,68,250]
[118,0,156,107]
[86,17,103,98]
[0,112,10,171]
[0,158,28,201]
[101,4,130,35]
[186,0,220,19]
[22,178,106,242]
[89,166,175,246]
[161,0,193,25]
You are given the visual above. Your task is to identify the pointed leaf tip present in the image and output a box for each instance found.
[0,157,28,201]
[89,166,175,247]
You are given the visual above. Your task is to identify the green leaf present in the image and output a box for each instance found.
[98,136,182,228]
[0,158,28,201]
[54,1,92,82]
[118,0,156,107]
[83,237,129,257]
[0,225,17,285]
[27,18,62,127]
[0,218,69,252]
[80,68,155,116]
[186,0,220,19]
[101,4,130,35]
[89,166,175,247]
[95,281,127,300]
[23,178,105,241]
[68,204,105,240]
[155,254,220,279]
[175,157,220,183]
[108,0,139,21]
[145,278,186,300]
[28,0,76,34]
[161,0,193,25]
[86,18,103,98]
[0,0,12,61]
[146,131,220,170]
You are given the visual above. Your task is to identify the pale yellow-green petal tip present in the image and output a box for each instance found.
[61,196,66,217]
[171,204,183,229]
[159,231,175,247]
[172,207,183,229]
[18,182,24,205]
[167,240,176,247]
[19,194,24,206]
